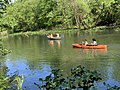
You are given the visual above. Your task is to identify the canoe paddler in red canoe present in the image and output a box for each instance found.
[91,38,97,45]
[82,39,89,46]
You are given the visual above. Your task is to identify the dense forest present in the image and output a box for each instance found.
[0,0,120,34]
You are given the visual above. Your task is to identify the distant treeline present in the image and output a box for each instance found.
[0,0,120,33]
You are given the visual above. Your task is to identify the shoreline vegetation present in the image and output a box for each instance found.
[0,26,120,38]
[0,0,120,38]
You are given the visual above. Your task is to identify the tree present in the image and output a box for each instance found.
[1,0,120,33]
[34,0,58,29]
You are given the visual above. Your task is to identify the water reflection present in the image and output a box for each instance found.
[48,40,54,47]
[2,31,120,90]
[82,49,107,54]
[48,40,61,48]
[73,48,108,56]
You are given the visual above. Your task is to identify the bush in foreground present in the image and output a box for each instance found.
[0,65,24,90]
[34,65,120,90]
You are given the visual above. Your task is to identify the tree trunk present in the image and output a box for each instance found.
[70,0,81,29]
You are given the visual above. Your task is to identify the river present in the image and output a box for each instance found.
[1,30,120,90]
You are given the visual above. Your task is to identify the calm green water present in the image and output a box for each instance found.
[1,31,120,89]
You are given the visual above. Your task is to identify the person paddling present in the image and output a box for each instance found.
[82,39,88,46]
[55,33,60,37]
[91,38,97,45]
[48,33,53,38]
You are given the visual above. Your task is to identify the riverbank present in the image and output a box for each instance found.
[0,26,120,38]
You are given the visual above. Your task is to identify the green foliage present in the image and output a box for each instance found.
[70,65,102,89]
[34,69,66,89]
[2,0,38,33]
[0,65,24,90]
[35,0,58,29]
[1,0,59,33]
[34,65,102,90]
[1,0,120,33]
[89,0,120,26]
[35,65,120,90]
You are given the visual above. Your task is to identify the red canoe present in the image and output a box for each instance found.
[72,44,107,49]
